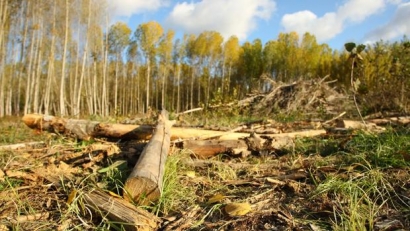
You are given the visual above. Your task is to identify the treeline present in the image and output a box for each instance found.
[0,0,409,118]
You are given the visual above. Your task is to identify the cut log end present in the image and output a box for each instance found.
[124,177,161,205]
[83,189,160,231]
[22,114,45,129]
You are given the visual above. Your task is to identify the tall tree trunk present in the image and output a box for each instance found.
[75,28,89,118]
[114,54,119,114]
[33,19,44,114]
[190,67,194,109]
[176,64,181,113]
[137,68,141,113]
[15,2,29,116]
[0,0,8,117]
[23,18,37,115]
[59,0,70,116]
[101,14,109,116]
[146,58,150,113]
[44,1,56,115]
[161,66,166,108]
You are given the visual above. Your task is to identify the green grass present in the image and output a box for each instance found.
[151,150,197,216]
[307,128,410,230]
[343,128,410,168]
[313,166,394,230]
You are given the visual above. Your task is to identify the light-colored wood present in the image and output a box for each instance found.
[123,110,175,205]
[83,189,160,231]
[367,117,410,126]
[0,141,45,151]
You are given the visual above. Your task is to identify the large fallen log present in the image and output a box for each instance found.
[22,114,326,142]
[183,134,295,159]
[123,110,175,205]
[22,114,153,140]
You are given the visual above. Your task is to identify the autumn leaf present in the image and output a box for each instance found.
[185,171,196,178]
[67,189,77,205]
[207,194,225,204]
[224,202,252,217]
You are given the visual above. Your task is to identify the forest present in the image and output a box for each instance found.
[0,0,409,118]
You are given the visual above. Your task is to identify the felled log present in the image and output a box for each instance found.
[22,114,153,140]
[183,140,249,159]
[83,189,160,231]
[22,114,327,142]
[367,116,410,126]
[182,133,297,159]
[123,110,175,205]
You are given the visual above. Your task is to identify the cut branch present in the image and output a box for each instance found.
[82,189,160,231]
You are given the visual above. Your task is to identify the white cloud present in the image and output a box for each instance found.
[281,0,394,42]
[107,0,169,18]
[365,2,410,42]
[281,11,342,41]
[165,0,276,41]
[337,0,385,22]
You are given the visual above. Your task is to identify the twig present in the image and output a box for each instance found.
[175,108,203,116]
[322,111,347,125]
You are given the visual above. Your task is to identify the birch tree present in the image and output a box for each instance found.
[134,21,163,112]
[108,22,131,114]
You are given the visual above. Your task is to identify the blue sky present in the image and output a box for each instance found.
[107,0,410,50]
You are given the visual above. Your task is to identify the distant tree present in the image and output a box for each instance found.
[172,37,187,113]
[222,36,240,99]
[134,21,163,112]
[108,22,131,114]
[300,32,320,78]
[158,29,175,109]
[276,32,299,81]
[238,39,263,94]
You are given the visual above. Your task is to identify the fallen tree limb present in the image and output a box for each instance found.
[175,107,203,116]
[367,116,410,126]
[82,189,160,231]
[123,110,175,205]
[0,141,46,151]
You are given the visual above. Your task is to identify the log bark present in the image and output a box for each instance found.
[82,189,160,231]
[183,140,249,159]
[182,134,296,159]
[123,110,175,205]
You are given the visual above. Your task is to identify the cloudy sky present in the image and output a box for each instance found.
[107,0,410,49]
